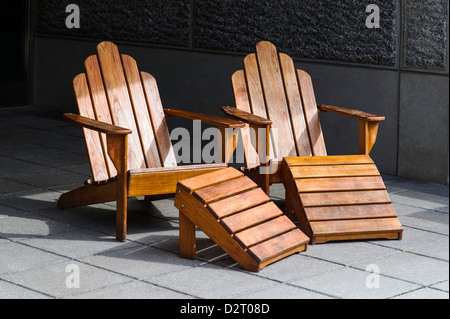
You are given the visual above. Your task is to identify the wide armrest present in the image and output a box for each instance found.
[164,108,245,129]
[221,106,272,127]
[63,113,132,135]
[317,104,385,122]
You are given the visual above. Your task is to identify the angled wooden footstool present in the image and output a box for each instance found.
[282,155,403,244]
[174,167,310,272]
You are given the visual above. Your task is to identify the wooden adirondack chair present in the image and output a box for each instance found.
[57,41,244,242]
[222,41,403,244]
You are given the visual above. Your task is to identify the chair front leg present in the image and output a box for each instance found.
[107,134,129,242]
[359,120,380,155]
[219,127,239,164]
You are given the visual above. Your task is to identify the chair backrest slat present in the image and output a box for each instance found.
[296,70,327,156]
[95,41,146,171]
[278,53,313,157]
[73,73,114,181]
[231,70,260,168]
[121,54,162,168]
[242,54,276,160]
[255,41,297,158]
[84,55,117,179]
[140,71,177,168]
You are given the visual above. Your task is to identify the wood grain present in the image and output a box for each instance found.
[208,188,270,219]
[249,229,308,263]
[234,215,296,248]
[243,53,276,159]
[141,72,178,168]
[297,70,327,156]
[300,190,392,207]
[284,155,374,166]
[121,55,162,168]
[256,41,296,158]
[96,41,146,171]
[178,166,243,193]
[305,204,397,222]
[73,74,110,182]
[231,71,260,169]
[194,176,258,204]
[221,202,282,234]
[295,176,386,193]
[310,218,403,236]
[290,164,380,178]
[84,55,119,179]
[279,53,312,157]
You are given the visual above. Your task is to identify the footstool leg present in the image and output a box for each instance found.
[179,212,196,259]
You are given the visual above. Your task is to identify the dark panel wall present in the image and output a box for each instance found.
[194,0,397,66]
[402,0,447,71]
[32,0,449,184]
[36,0,192,47]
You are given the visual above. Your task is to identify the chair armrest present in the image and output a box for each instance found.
[63,113,132,135]
[317,104,385,122]
[317,105,385,155]
[221,106,272,127]
[164,108,245,128]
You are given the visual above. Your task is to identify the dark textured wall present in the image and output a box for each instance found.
[36,0,398,66]
[36,0,191,47]
[35,0,449,71]
[194,0,397,66]
[402,0,448,71]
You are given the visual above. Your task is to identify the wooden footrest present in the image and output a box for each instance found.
[175,167,309,272]
[282,155,403,244]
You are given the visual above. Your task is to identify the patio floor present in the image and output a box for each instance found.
[0,106,448,300]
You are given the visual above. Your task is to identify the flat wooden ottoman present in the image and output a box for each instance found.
[174,167,309,272]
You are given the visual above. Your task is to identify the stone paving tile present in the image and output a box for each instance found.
[390,190,449,211]
[234,282,333,299]
[21,150,88,170]
[6,167,87,189]
[302,241,399,267]
[0,178,38,195]
[69,280,193,299]
[60,163,91,176]
[430,280,449,292]
[368,226,448,252]
[0,189,62,214]
[8,129,86,153]
[79,244,204,280]
[0,155,51,177]
[0,138,53,159]
[0,211,76,241]
[1,260,131,299]
[0,113,68,131]
[0,204,26,219]
[353,250,449,287]
[383,175,449,197]
[392,287,449,299]
[252,254,344,284]
[0,242,67,276]
[20,228,141,259]
[289,266,421,299]
[146,264,276,299]
[0,280,51,299]
[409,241,449,261]
[394,204,449,235]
